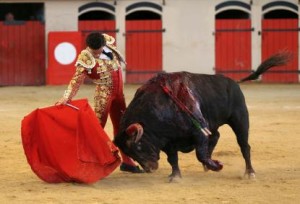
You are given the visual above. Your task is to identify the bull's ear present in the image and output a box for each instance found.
[126,123,144,143]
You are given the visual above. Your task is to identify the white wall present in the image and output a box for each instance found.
[45,1,79,33]
[163,0,216,74]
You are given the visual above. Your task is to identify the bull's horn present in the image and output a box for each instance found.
[126,123,144,143]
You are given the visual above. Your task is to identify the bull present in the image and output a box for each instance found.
[114,52,291,181]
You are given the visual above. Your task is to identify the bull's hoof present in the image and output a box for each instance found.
[206,159,223,171]
[120,163,145,173]
[168,172,182,182]
[168,175,181,183]
[243,168,256,179]
[244,171,256,179]
[248,173,256,179]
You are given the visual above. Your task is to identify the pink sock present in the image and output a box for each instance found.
[120,151,136,166]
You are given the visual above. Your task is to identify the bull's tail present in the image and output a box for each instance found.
[238,51,292,83]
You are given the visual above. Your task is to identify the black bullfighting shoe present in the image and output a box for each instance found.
[120,163,144,173]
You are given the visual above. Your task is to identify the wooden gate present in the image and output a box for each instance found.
[78,20,117,49]
[261,19,298,83]
[125,20,163,83]
[0,21,45,86]
[215,19,252,80]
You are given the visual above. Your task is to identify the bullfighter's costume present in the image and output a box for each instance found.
[62,34,138,169]
[63,34,126,133]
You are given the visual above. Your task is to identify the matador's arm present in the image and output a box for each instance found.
[57,49,96,105]
[57,66,87,105]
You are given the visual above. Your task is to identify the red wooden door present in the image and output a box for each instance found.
[125,20,163,83]
[215,19,252,80]
[0,21,45,85]
[78,20,116,49]
[261,19,298,83]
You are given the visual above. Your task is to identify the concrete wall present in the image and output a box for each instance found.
[163,0,216,74]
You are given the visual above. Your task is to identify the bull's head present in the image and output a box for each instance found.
[114,123,160,173]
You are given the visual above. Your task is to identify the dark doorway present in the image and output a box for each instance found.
[0,3,44,22]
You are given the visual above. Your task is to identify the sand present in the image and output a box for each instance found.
[0,83,299,204]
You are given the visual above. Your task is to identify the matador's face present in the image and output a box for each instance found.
[87,46,104,58]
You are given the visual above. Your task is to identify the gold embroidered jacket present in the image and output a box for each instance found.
[63,34,125,101]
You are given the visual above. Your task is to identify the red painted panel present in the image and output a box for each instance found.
[0,23,8,85]
[125,20,163,83]
[215,19,252,81]
[47,32,82,85]
[0,21,45,86]
[261,19,298,83]
[78,20,116,49]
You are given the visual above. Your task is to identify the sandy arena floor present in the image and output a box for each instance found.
[0,83,299,204]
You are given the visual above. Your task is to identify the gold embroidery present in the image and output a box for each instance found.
[92,58,120,86]
[100,72,110,79]
[94,84,112,122]
[63,66,86,100]
[97,66,108,73]
[75,50,96,74]
[103,33,115,45]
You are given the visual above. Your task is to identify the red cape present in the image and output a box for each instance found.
[21,99,121,183]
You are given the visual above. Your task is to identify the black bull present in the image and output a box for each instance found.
[114,52,291,181]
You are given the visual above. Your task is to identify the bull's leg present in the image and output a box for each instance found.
[164,148,181,182]
[202,130,220,171]
[208,130,220,157]
[193,132,223,172]
[229,114,255,178]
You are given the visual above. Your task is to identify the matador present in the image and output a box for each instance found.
[57,32,143,173]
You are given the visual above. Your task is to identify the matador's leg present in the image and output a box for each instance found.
[110,94,138,167]
[94,84,111,127]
